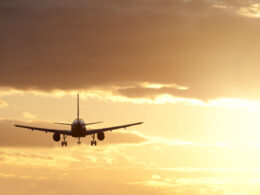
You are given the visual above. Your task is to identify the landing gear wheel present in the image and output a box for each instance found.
[91,134,97,146]
[77,137,81,145]
[61,135,68,147]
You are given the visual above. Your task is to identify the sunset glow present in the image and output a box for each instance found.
[2,0,260,194]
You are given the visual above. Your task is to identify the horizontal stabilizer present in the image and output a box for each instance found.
[54,122,72,126]
[84,121,103,126]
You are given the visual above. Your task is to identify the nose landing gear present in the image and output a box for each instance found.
[77,137,81,145]
[91,134,97,146]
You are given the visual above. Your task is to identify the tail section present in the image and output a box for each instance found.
[53,94,103,126]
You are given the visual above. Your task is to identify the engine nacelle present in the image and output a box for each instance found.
[53,133,61,142]
[97,132,105,141]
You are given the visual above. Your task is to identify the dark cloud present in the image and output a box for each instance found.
[0,119,147,147]
[1,0,260,100]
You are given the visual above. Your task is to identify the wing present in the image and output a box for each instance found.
[86,122,143,135]
[14,124,72,135]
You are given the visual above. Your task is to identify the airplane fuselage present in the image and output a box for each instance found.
[71,119,87,137]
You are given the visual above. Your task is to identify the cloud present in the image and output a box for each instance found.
[22,111,37,119]
[213,1,260,18]
[103,131,147,145]
[1,0,260,101]
[1,132,260,195]
[0,145,249,195]
[129,175,229,195]
[116,86,186,99]
[0,99,7,108]
[115,85,212,101]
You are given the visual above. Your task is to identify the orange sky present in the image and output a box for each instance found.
[2,0,260,194]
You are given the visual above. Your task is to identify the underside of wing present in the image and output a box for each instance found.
[14,124,72,135]
[86,122,143,135]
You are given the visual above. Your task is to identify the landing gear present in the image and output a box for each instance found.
[91,134,97,146]
[61,134,67,147]
[77,137,81,145]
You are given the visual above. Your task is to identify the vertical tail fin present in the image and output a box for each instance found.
[77,93,79,120]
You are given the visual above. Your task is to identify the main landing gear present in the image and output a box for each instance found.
[61,134,67,147]
[91,134,97,146]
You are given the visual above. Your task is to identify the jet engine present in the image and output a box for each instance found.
[97,132,105,141]
[53,133,61,142]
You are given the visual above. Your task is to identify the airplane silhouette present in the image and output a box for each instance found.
[14,94,143,146]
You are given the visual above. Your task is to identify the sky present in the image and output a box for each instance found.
[2,0,260,194]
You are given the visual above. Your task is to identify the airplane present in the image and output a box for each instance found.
[14,94,143,147]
